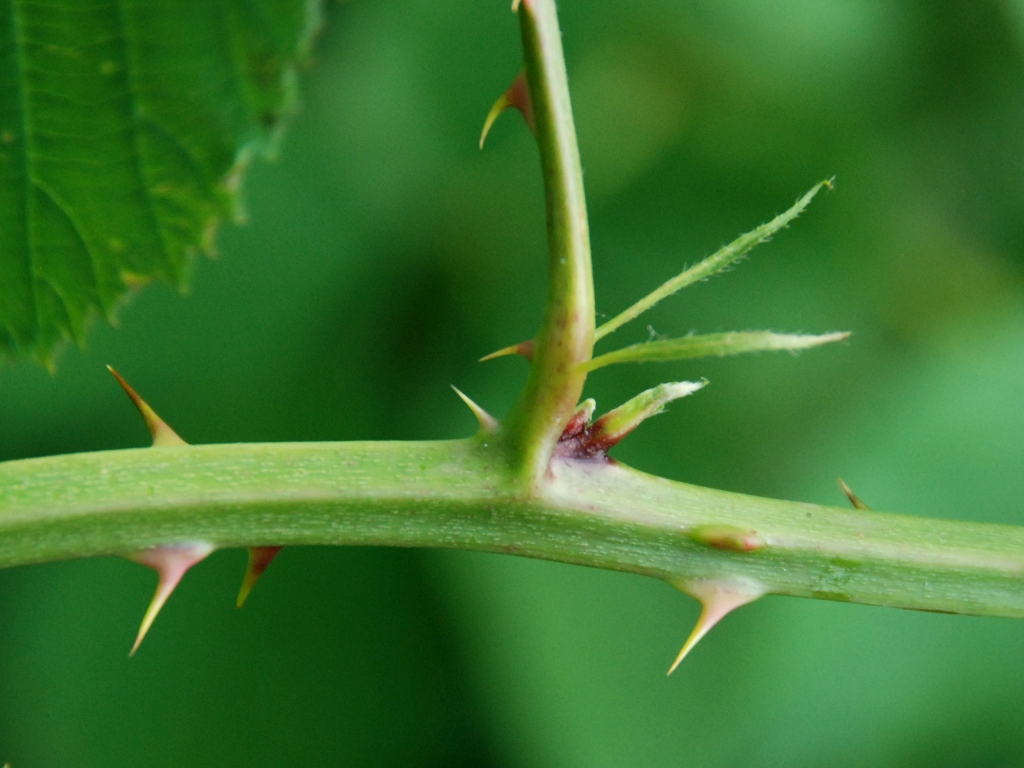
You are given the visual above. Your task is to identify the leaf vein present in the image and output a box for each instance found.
[112,0,175,283]
[32,178,104,318]
[10,0,40,346]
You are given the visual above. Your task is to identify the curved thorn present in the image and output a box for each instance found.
[127,542,214,655]
[479,70,535,149]
[480,92,514,149]
[480,339,534,362]
[237,546,283,608]
[512,0,521,11]
[451,386,500,434]
[107,366,187,447]
[838,478,871,510]
[667,577,766,675]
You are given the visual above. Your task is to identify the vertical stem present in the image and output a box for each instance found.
[505,0,595,486]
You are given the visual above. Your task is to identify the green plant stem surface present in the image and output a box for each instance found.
[3,0,1022,642]
[3,439,1024,617]
[503,0,595,482]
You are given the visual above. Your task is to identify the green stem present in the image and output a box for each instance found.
[503,0,595,484]
[3,0,1021,640]
[2,440,1024,617]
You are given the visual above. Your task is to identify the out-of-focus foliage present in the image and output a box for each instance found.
[0,0,319,366]
[1,0,1023,765]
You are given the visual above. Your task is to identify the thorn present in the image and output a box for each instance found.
[479,70,535,149]
[838,478,871,510]
[451,385,500,434]
[237,546,283,608]
[480,339,533,363]
[480,93,512,150]
[107,366,187,447]
[512,0,521,10]
[127,542,215,655]
[667,577,766,675]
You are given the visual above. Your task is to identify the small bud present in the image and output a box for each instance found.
[554,383,704,460]
[592,381,704,449]
[237,546,283,608]
[451,386,500,434]
[107,366,187,447]
[688,525,766,553]
[667,577,766,674]
[560,399,596,440]
[127,542,215,655]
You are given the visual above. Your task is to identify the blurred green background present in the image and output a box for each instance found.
[2,0,1024,764]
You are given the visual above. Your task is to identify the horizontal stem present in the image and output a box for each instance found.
[3,440,1024,617]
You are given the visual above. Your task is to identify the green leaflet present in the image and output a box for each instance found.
[584,330,849,371]
[0,0,321,366]
[594,180,830,342]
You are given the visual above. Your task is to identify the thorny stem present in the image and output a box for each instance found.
[2,441,1024,617]
[501,0,595,485]
[1,0,1023,643]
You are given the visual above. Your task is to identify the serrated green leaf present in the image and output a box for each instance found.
[0,0,321,366]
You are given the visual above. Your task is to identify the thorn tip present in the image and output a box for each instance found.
[480,339,534,363]
[128,542,214,655]
[107,366,187,447]
[237,546,283,608]
[480,93,513,150]
[667,577,766,674]
[451,385,500,434]
[478,71,534,150]
[838,478,871,510]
